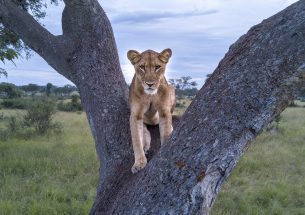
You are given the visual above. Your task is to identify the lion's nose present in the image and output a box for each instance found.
[146,82,154,87]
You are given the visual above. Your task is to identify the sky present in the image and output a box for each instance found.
[1,0,298,87]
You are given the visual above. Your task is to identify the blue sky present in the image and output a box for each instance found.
[1,0,298,87]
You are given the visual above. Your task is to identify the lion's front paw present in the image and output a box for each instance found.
[131,156,147,174]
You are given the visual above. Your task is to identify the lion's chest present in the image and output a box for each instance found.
[144,101,158,117]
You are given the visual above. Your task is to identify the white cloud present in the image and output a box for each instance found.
[1,0,299,88]
[121,64,135,83]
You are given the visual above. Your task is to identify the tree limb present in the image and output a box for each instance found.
[0,0,71,77]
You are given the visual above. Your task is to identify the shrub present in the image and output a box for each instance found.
[0,98,62,140]
[266,115,282,133]
[288,101,299,107]
[23,98,58,134]
[0,128,8,141]
[0,114,24,140]
[1,98,31,109]
[57,96,83,112]
[7,115,19,133]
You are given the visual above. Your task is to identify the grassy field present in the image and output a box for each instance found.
[212,106,305,215]
[0,104,305,214]
[0,111,98,215]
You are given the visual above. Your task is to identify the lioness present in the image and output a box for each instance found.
[127,48,175,174]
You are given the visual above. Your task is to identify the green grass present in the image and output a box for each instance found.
[0,110,98,215]
[212,107,305,215]
[0,103,305,214]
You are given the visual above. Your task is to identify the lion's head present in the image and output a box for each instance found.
[127,48,172,95]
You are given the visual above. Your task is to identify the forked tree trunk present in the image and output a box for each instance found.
[1,0,305,214]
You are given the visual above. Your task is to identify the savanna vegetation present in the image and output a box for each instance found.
[0,77,305,214]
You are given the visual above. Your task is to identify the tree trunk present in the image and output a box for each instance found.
[1,0,305,214]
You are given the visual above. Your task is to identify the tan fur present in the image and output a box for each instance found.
[127,49,175,173]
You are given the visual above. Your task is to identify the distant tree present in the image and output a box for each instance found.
[169,76,198,98]
[206,73,212,78]
[169,76,197,90]
[0,82,22,98]
[20,83,40,93]
[54,84,78,97]
[46,82,53,97]
[71,94,79,103]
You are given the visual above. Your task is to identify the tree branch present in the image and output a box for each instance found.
[0,0,71,77]
[90,1,305,214]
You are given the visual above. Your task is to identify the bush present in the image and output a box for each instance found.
[1,98,31,109]
[24,99,58,134]
[0,98,63,140]
[266,115,282,133]
[7,115,19,133]
[0,128,8,140]
[288,101,299,107]
[57,95,83,112]
[0,114,24,140]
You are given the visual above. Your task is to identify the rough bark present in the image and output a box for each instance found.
[1,0,305,214]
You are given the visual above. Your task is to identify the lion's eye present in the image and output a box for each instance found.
[155,65,161,71]
[139,65,145,71]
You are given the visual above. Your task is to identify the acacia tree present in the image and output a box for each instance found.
[1,0,305,214]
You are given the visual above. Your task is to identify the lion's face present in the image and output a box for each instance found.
[127,49,172,95]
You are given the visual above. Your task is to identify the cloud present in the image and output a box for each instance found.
[121,64,135,83]
[110,10,218,24]
[1,0,299,88]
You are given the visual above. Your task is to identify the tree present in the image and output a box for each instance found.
[1,0,305,214]
[46,82,53,97]
[20,83,40,93]
[0,82,22,98]
[169,76,197,90]
[169,76,198,98]
[54,84,78,97]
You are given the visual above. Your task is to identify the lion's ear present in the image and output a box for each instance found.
[158,48,172,63]
[127,50,141,65]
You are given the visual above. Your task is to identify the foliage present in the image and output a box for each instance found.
[0,68,8,78]
[1,98,32,109]
[0,82,82,110]
[57,94,83,112]
[0,23,29,65]
[288,101,300,107]
[16,83,78,97]
[23,98,58,134]
[0,110,98,214]
[0,98,61,139]
[169,76,197,90]
[0,103,305,213]
[46,82,53,97]
[265,114,282,133]
[212,106,305,215]
[0,82,22,98]
[169,76,198,98]
[0,0,59,70]
[54,84,78,96]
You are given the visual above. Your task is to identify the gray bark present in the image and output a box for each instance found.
[1,0,305,214]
